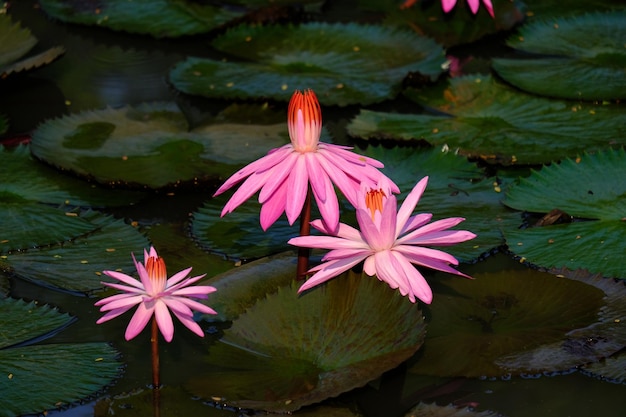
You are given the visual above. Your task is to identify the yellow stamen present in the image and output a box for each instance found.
[365,189,386,220]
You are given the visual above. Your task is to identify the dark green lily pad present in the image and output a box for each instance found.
[407,268,606,377]
[170,22,446,106]
[522,0,626,17]
[39,0,243,38]
[347,75,626,165]
[581,354,626,385]
[404,402,504,417]
[31,102,288,188]
[189,269,426,412]
[0,14,64,78]
[361,145,520,262]
[3,211,151,294]
[382,0,524,48]
[0,145,146,207]
[492,11,626,100]
[0,297,121,417]
[503,149,626,278]
[495,267,626,373]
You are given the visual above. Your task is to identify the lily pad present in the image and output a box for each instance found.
[31,102,288,188]
[0,145,146,207]
[2,211,151,294]
[361,145,520,262]
[347,75,626,165]
[0,14,64,78]
[0,297,121,417]
[39,0,243,38]
[403,402,505,417]
[492,11,626,100]
[188,269,426,412]
[170,22,446,106]
[407,268,606,377]
[503,149,626,278]
[580,353,626,385]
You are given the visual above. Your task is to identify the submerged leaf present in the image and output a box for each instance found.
[190,268,425,412]
[170,22,446,106]
[408,268,606,377]
[347,75,626,165]
[492,11,626,100]
[504,149,626,278]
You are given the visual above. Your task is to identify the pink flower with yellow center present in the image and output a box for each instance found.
[95,247,217,342]
[288,177,476,304]
[213,89,398,233]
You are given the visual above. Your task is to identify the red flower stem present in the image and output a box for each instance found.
[151,317,160,389]
[296,188,312,280]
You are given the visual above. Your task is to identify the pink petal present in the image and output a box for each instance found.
[298,256,365,293]
[260,181,288,230]
[355,208,385,250]
[154,300,175,342]
[372,250,411,296]
[396,177,428,237]
[171,285,217,300]
[322,248,372,262]
[125,302,154,341]
[400,230,477,246]
[442,0,458,13]
[378,191,398,244]
[289,235,367,250]
[309,169,340,233]
[285,156,309,225]
[467,0,479,13]
[314,151,361,207]
[393,245,460,266]
[95,291,139,307]
[171,309,205,338]
[102,270,144,289]
[400,213,433,235]
[99,281,145,295]
[258,154,297,204]
[167,296,218,316]
[136,262,154,296]
[397,217,466,243]
[305,153,327,202]
[96,307,133,324]
[390,251,433,304]
[220,168,275,216]
[98,294,144,312]
[165,267,193,289]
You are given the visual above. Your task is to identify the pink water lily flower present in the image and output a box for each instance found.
[288,177,476,304]
[95,247,217,342]
[213,89,398,233]
[401,0,494,17]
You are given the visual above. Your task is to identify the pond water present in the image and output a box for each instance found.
[2,1,626,416]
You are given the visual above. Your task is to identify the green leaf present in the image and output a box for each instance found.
[31,102,288,188]
[0,297,121,417]
[3,212,151,294]
[170,22,446,106]
[0,145,146,207]
[39,0,243,38]
[492,11,626,100]
[503,149,626,278]
[0,14,36,68]
[361,146,520,262]
[407,268,606,377]
[189,269,425,412]
[1,45,65,78]
[347,75,626,165]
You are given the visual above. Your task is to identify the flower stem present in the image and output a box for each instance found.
[151,317,160,389]
[296,188,312,280]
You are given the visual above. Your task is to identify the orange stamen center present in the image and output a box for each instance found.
[146,256,167,288]
[365,189,386,220]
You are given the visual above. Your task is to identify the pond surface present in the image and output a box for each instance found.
[2,1,626,416]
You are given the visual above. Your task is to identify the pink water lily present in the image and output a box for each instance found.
[401,0,494,17]
[288,177,476,304]
[95,247,217,342]
[213,89,398,233]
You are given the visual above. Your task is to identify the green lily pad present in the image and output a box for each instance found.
[0,14,36,68]
[361,145,520,262]
[39,0,243,38]
[347,75,626,165]
[382,0,524,48]
[492,11,626,100]
[0,14,64,78]
[0,145,146,207]
[3,211,151,294]
[0,297,121,417]
[407,268,606,377]
[503,149,626,278]
[170,22,446,106]
[581,353,626,385]
[31,102,288,188]
[521,0,626,17]
[188,269,426,412]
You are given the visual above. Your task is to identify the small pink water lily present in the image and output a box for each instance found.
[288,177,476,304]
[401,0,494,18]
[95,247,217,342]
[213,89,398,233]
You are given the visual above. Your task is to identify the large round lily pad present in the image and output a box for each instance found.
[503,149,626,278]
[190,265,425,412]
[407,268,607,377]
[0,297,121,417]
[170,22,446,106]
[492,11,626,100]
[30,102,288,188]
[347,75,626,165]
